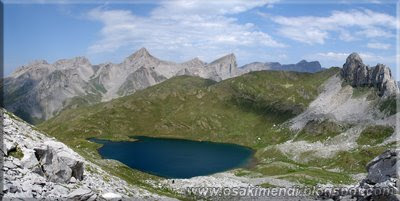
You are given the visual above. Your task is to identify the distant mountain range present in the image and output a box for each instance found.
[2,48,323,123]
[237,60,322,75]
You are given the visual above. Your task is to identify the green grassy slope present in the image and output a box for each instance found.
[38,68,354,190]
[39,68,340,149]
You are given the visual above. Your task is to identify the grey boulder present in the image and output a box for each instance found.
[67,187,97,201]
[357,149,399,201]
[34,144,84,183]
[366,149,398,184]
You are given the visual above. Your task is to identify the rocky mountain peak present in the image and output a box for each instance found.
[226,53,235,58]
[72,56,91,64]
[183,57,205,67]
[10,60,53,79]
[125,47,155,63]
[341,52,365,81]
[4,47,246,122]
[12,59,46,71]
[209,53,235,65]
[54,56,91,68]
[346,52,363,65]
[29,59,49,66]
[294,60,321,72]
[224,53,235,59]
[341,52,398,97]
[191,57,204,64]
[204,53,237,81]
[297,59,308,64]
[136,47,150,56]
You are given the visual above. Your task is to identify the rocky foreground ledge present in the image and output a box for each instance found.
[356,149,399,201]
[318,149,399,201]
[0,109,175,200]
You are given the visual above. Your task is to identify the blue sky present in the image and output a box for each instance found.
[4,0,399,79]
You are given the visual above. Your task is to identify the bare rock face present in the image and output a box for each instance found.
[2,56,99,123]
[341,53,399,97]
[179,53,237,81]
[205,53,237,81]
[341,53,365,85]
[116,66,168,97]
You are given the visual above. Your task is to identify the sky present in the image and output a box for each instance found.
[4,0,399,79]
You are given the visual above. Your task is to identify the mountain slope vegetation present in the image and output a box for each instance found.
[39,68,340,149]
[36,64,398,189]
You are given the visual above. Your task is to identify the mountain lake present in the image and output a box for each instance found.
[90,136,253,178]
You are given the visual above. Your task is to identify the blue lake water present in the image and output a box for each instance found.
[90,136,253,178]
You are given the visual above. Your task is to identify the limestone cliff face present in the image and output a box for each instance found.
[177,53,237,81]
[3,48,238,122]
[341,52,399,97]
[3,57,99,122]
[206,53,238,81]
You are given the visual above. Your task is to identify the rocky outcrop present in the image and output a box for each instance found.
[341,53,399,97]
[356,149,399,201]
[238,60,322,75]
[3,48,238,122]
[1,109,175,200]
[284,68,397,161]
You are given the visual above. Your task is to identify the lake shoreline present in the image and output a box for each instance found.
[88,136,255,179]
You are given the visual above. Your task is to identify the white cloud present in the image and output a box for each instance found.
[367,42,391,50]
[315,52,350,61]
[271,9,397,44]
[151,0,280,16]
[311,52,395,66]
[317,52,384,62]
[87,0,284,62]
[277,27,328,45]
